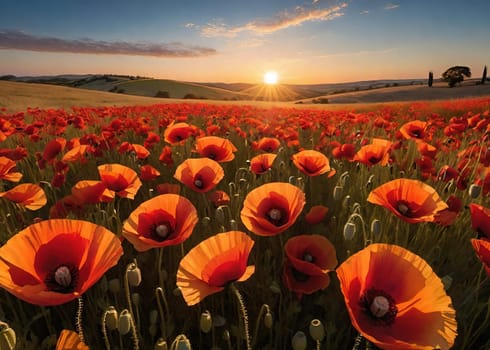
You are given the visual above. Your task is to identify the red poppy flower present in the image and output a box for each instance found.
[174,158,224,193]
[195,136,237,162]
[49,195,85,219]
[207,190,231,208]
[241,182,305,236]
[122,194,198,252]
[471,239,490,276]
[353,139,392,167]
[98,164,142,199]
[0,156,23,182]
[140,164,161,181]
[252,137,281,153]
[61,145,89,163]
[336,243,457,350]
[42,137,67,162]
[118,142,150,159]
[469,203,490,239]
[434,195,462,227]
[331,143,356,161]
[305,205,329,225]
[156,183,181,195]
[367,179,448,224]
[0,219,123,306]
[164,122,197,145]
[176,231,255,306]
[399,120,428,140]
[159,146,174,167]
[56,329,88,350]
[283,235,337,298]
[250,153,277,175]
[0,183,47,210]
[291,150,331,176]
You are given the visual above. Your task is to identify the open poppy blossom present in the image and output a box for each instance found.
[283,234,337,298]
[0,183,47,210]
[0,156,23,182]
[61,145,89,163]
[291,150,331,176]
[353,139,392,167]
[240,182,305,236]
[336,243,457,350]
[56,329,89,350]
[71,180,114,205]
[97,164,142,199]
[399,120,428,141]
[367,178,448,224]
[207,190,231,208]
[174,158,224,193]
[195,136,237,162]
[469,203,490,239]
[471,239,490,276]
[176,230,255,306]
[164,122,197,145]
[0,219,123,306]
[140,164,161,181]
[122,193,198,252]
[434,195,462,227]
[252,137,281,153]
[250,153,277,175]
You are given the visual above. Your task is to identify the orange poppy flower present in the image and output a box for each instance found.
[367,179,447,224]
[0,156,23,182]
[336,243,457,350]
[283,235,337,298]
[122,194,198,252]
[0,183,47,210]
[71,180,114,205]
[471,239,490,276]
[118,142,150,159]
[0,219,123,306]
[195,136,237,162]
[163,122,197,145]
[240,182,306,236]
[61,145,89,163]
[469,203,490,239]
[399,120,428,140]
[56,329,89,350]
[174,158,224,193]
[250,153,277,175]
[305,205,329,225]
[353,139,392,167]
[291,150,331,176]
[98,164,142,199]
[252,137,281,153]
[176,231,255,306]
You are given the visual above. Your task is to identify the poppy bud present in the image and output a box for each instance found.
[309,319,325,341]
[127,262,142,287]
[108,278,121,294]
[172,334,192,350]
[343,222,356,240]
[264,311,273,329]
[229,219,238,230]
[469,184,481,198]
[333,186,343,201]
[0,322,16,350]
[118,309,133,335]
[342,195,351,209]
[215,206,225,225]
[370,219,381,237]
[131,292,140,307]
[200,311,212,333]
[154,338,168,350]
[149,309,159,325]
[291,331,307,350]
[105,306,119,331]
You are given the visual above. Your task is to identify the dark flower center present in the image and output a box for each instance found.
[194,177,204,189]
[411,130,422,138]
[45,264,78,293]
[303,253,315,263]
[152,222,174,242]
[369,156,380,164]
[396,201,413,217]
[359,288,398,326]
[266,208,287,226]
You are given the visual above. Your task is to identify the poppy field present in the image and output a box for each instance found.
[0,97,489,350]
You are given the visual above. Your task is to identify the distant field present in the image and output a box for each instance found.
[2,80,490,113]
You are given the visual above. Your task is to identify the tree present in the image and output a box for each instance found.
[428,71,434,87]
[442,66,471,87]
[482,65,487,85]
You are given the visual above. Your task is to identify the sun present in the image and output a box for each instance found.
[263,71,279,85]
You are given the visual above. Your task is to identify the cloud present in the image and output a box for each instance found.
[384,3,400,10]
[360,10,369,15]
[201,3,347,38]
[0,30,217,57]
[184,23,196,28]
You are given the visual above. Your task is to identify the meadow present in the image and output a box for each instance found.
[0,90,489,350]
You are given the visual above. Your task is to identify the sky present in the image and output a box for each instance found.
[1,0,489,84]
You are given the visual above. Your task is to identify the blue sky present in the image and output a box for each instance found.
[1,0,489,83]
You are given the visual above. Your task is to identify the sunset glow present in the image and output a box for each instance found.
[263,71,278,85]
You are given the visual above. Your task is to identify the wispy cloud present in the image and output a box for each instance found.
[201,3,347,38]
[0,30,217,57]
[384,3,400,10]
[360,10,369,15]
